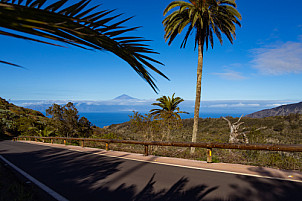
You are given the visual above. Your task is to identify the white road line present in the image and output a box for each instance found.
[67,148,302,183]
[0,155,69,201]
[18,141,302,183]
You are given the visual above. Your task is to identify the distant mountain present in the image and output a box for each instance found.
[9,98,298,116]
[246,101,302,118]
[114,94,137,100]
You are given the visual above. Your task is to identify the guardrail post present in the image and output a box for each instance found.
[51,139,53,144]
[35,138,37,142]
[64,139,66,145]
[207,148,212,163]
[144,145,149,156]
[105,143,109,151]
[81,140,84,148]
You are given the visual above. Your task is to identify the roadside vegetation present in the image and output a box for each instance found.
[95,112,302,171]
[0,161,47,201]
[0,97,92,140]
[1,96,301,171]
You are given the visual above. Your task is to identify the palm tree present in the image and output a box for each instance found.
[0,0,168,92]
[163,0,241,153]
[150,93,188,120]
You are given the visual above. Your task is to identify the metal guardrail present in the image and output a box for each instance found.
[13,136,302,163]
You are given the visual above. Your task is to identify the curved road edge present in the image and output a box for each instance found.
[22,140,302,183]
[0,154,69,201]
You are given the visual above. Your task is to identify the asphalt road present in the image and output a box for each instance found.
[0,140,301,201]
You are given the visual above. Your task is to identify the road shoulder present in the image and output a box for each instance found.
[18,140,302,183]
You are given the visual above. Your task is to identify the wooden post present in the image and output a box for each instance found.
[51,139,53,144]
[64,139,66,145]
[105,143,109,151]
[35,138,37,142]
[207,148,212,163]
[81,140,84,148]
[144,145,149,156]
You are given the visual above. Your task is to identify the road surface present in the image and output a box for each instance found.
[0,140,301,201]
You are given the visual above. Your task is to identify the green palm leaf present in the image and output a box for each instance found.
[0,0,168,92]
[163,0,241,49]
[150,93,188,119]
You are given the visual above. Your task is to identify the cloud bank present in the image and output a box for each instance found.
[212,70,246,80]
[252,42,302,75]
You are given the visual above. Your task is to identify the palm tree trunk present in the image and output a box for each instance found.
[191,39,204,154]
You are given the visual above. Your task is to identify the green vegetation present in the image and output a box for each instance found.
[98,113,302,170]
[150,93,188,119]
[0,161,45,201]
[0,98,92,139]
[46,102,92,138]
[162,0,242,153]
[1,97,301,170]
[0,0,167,92]
[0,98,48,139]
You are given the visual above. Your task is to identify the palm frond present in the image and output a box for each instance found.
[0,60,24,68]
[163,0,241,50]
[0,0,168,92]
[150,93,187,119]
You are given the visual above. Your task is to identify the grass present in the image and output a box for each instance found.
[91,114,302,171]
[0,158,52,201]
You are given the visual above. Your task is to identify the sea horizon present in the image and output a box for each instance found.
[79,112,243,128]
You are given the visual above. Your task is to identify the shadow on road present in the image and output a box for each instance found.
[2,141,302,201]
[227,175,302,201]
[88,174,219,201]
[1,143,221,201]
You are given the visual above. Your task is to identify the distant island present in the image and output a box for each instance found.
[113,94,138,100]
[9,95,297,116]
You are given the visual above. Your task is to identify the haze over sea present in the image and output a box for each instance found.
[14,94,297,128]
[79,112,242,128]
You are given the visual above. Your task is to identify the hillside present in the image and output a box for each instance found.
[0,97,93,139]
[0,98,44,117]
[1,97,301,170]
[247,101,302,118]
[95,113,302,170]
[0,97,48,139]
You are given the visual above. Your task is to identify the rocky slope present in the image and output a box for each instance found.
[246,101,302,118]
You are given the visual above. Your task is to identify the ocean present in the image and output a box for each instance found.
[80,112,242,128]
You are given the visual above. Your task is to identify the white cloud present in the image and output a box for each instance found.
[229,103,260,107]
[212,70,246,80]
[265,103,282,107]
[208,104,228,108]
[208,103,260,108]
[252,42,302,75]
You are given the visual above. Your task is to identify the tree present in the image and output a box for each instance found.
[163,0,241,153]
[46,102,92,137]
[149,94,188,141]
[0,0,168,92]
[78,116,92,138]
[150,93,188,120]
[222,115,248,143]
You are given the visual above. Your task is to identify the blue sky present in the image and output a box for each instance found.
[1,0,302,101]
